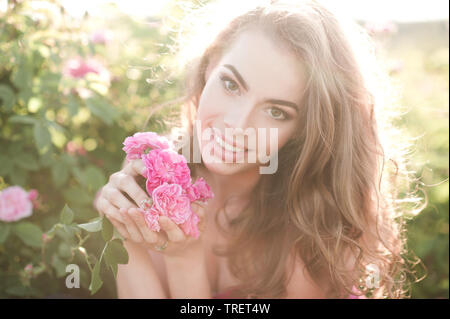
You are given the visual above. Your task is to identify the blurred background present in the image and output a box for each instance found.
[0,0,448,298]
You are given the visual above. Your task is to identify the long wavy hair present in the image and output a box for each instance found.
[144,0,426,298]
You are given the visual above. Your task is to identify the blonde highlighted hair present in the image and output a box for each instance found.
[146,0,426,298]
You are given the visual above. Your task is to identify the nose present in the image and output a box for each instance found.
[223,99,254,129]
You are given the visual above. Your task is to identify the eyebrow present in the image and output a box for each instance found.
[223,64,299,110]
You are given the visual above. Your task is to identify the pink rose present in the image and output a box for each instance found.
[179,211,201,239]
[186,178,214,202]
[28,189,38,201]
[122,132,170,161]
[143,149,191,194]
[62,57,109,81]
[0,186,33,222]
[89,30,114,45]
[141,208,161,232]
[151,183,192,225]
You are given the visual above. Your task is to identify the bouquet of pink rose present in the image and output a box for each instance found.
[122,132,214,239]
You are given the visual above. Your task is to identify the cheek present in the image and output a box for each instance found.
[277,126,296,148]
[259,123,296,154]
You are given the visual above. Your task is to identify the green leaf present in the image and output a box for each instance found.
[46,223,61,237]
[0,155,13,176]
[12,56,32,91]
[51,161,69,187]
[0,84,16,112]
[33,122,51,152]
[9,169,27,186]
[68,94,79,117]
[113,227,125,241]
[85,97,118,126]
[14,153,39,171]
[0,223,11,244]
[12,222,43,248]
[60,204,74,225]
[8,115,37,125]
[51,254,67,278]
[89,251,105,295]
[58,242,72,259]
[63,187,92,205]
[71,166,86,186]
[78,217,103,232]
[109,263,118,279]
[83,165,106,192]
[102,217,113,242]
[104,239,129,265]
[63,224,81,238]
[5,284,30,297]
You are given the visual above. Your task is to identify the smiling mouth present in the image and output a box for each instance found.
[213,131,248,153]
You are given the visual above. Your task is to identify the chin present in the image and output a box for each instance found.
[202,156,256,176]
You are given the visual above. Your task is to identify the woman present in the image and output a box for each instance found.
[94,0,423,299]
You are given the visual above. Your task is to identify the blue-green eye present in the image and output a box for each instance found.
[220,75,240,94]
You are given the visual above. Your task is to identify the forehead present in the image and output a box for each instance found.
[218,28,306,104]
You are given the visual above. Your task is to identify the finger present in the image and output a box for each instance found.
[96,197,125,223]
[128,208,160,244]
[191,202,206,219]
[110,172,151,208]
[120,207,144,243]
[103,186,137,210]
[159,216,186,243]
[123,159,146,177]
[108,216,131,240]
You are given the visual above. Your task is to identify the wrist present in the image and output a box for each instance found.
[163,247,206,266]
[123,239,147,254]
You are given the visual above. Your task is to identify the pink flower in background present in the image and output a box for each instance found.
[0,186,33,222]
[62,57,110,81]
[66,141,87,156]
[89,30,114,45]
[24,264,33,274]
[151,183,192,225]
[365,21,398,36]
[28,189,38,201]
[186,177,214,202]
[27,189,41,210]
[143,149,191,195]
[122,132,170,161]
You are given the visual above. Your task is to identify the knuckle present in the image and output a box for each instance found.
[117,174,132,188]
[109,172,120,183]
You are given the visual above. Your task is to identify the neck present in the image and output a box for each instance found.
[199,166,261,210]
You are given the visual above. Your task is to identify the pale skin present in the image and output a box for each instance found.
[95,28,331,298]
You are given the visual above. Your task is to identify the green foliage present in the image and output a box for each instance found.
[383,23,449,298]
[0,0,176,298]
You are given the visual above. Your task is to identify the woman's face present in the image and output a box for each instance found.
[196,28,307,176]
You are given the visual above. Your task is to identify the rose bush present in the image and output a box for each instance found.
[0,1,182,298]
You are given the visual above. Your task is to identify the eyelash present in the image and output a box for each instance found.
[219,74,290,121]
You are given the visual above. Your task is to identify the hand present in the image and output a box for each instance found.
[111,202,207,259]
[94,159,166,246]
